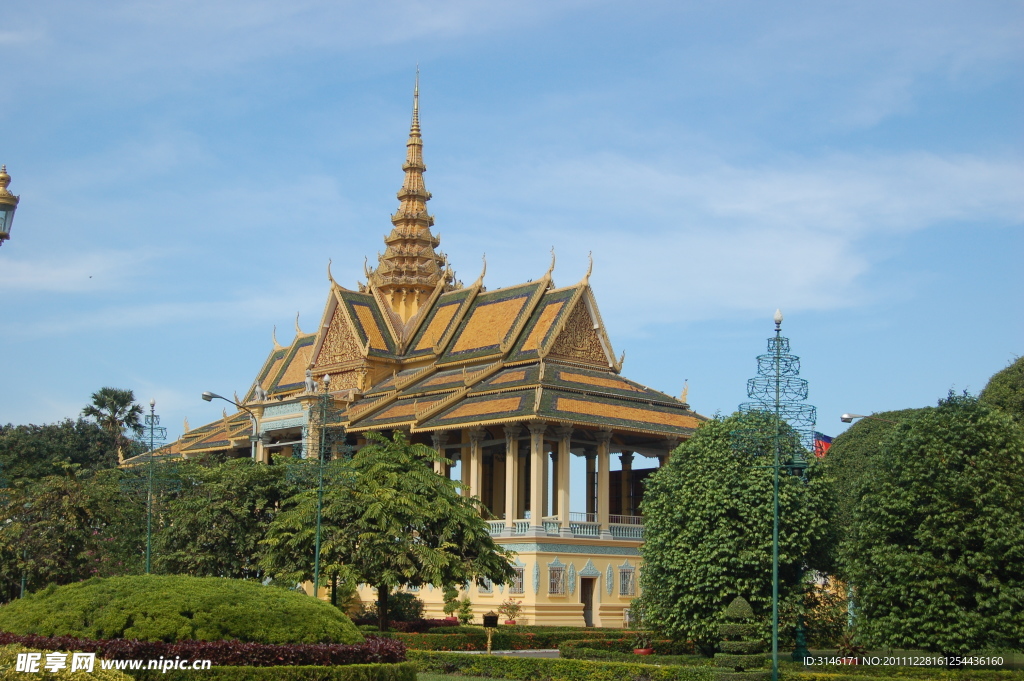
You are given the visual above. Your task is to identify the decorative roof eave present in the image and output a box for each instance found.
[369,282,403,347]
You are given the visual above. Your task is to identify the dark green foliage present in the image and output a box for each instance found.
[155,458,301,580]
[0,631,404,666]
[822,408,919,548]
[980,356,1024,422]
[0,419,117,481]
[130,663,417,681]
[409,650,713,681]
[0,468,145,602]
[390,629,629,651]
[558,638,701,661]
[261,431,516,632]
[358,592,424,624]
[841,395,1024,653]
[638,413,836,652]
[0,575,363,644]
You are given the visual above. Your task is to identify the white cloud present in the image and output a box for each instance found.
[440,150,1024,329]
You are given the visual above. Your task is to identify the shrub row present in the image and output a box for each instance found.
[559,637,699,655]
[351,619,452,633]
[0,632,405,667]
[129,662,417,681]
[409,650,712,681]
[785,673,1024,681]
[390,629,628,651]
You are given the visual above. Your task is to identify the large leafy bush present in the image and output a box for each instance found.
[0,575,362,645]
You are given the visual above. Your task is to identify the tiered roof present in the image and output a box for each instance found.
[153,78,702,460]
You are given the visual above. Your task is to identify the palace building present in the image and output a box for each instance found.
[150,80,705,627]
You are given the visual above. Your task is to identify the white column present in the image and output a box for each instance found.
[528,421,547,536]
[469,427,485,502]
[585,450,596,517]
[556,425,573,537]
[503,426,520,534]
[596,429,612,540]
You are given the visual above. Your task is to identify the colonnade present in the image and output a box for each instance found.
[430,422,674,538]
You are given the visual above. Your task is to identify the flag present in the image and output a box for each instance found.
[814,432,833,457]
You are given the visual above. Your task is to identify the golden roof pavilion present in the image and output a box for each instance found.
[145,78,705,626]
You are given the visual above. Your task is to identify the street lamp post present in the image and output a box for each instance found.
[0,165,21,247]
[841,413,897,424]
[201,391,260,458]
[738,309,817,681]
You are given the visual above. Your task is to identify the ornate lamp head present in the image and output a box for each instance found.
[0,165,21,245]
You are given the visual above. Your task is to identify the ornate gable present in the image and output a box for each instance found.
[313,298,362,369]
[546,298,610,368]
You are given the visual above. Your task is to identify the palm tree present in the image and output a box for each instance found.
[82,387,144,465]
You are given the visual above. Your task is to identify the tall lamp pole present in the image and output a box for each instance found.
[201,391,260,458]
[0,165,21,247]
[738,310,817,681]
[141,399,168,574]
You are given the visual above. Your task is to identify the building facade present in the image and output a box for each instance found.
[152,82,704,627]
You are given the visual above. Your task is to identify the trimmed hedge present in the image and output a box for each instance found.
[353,619,451,633]
[391,629,629,651]
[129,662,417,681]
[0,632,404,666]
[0,575,362,645]
[785,674,1024,681]
[559,637,699,656]
[409,650,711,681]
[0,644,132,681]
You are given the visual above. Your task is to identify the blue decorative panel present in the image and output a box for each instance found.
[606,564,614,595]
[580,559,601,577]
[533,562,540,595]
[567,563,577,595]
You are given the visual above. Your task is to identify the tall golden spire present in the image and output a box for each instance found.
[368,70,454,322]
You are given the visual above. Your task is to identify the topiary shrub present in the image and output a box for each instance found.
[713,597,768,681]
[0,575,362,645]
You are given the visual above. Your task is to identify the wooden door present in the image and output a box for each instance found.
[581,577,596,627]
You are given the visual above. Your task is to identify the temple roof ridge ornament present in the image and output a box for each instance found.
[366,70,455,322]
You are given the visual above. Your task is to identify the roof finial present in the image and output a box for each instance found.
[546,247,556,278]
[271,325,282,349]
[412,65,420,134]
[295,311,303,336]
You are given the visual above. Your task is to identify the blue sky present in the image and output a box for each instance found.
[1,1,1021,465]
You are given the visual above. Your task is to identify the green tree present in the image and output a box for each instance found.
[155,457,301,580]
[638,412,835,653]
[979,356,1024,422]
[820,408,918,553]
[82,387,144,465]
[841,394,1024,654]
[0,467,145,602]
[0,419,117,482]
[261,430,516,631]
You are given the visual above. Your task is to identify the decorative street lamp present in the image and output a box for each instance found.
[841,413,897,424]
[737,309,817,681]
[201,391,260,458]
[0,165,21,247]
